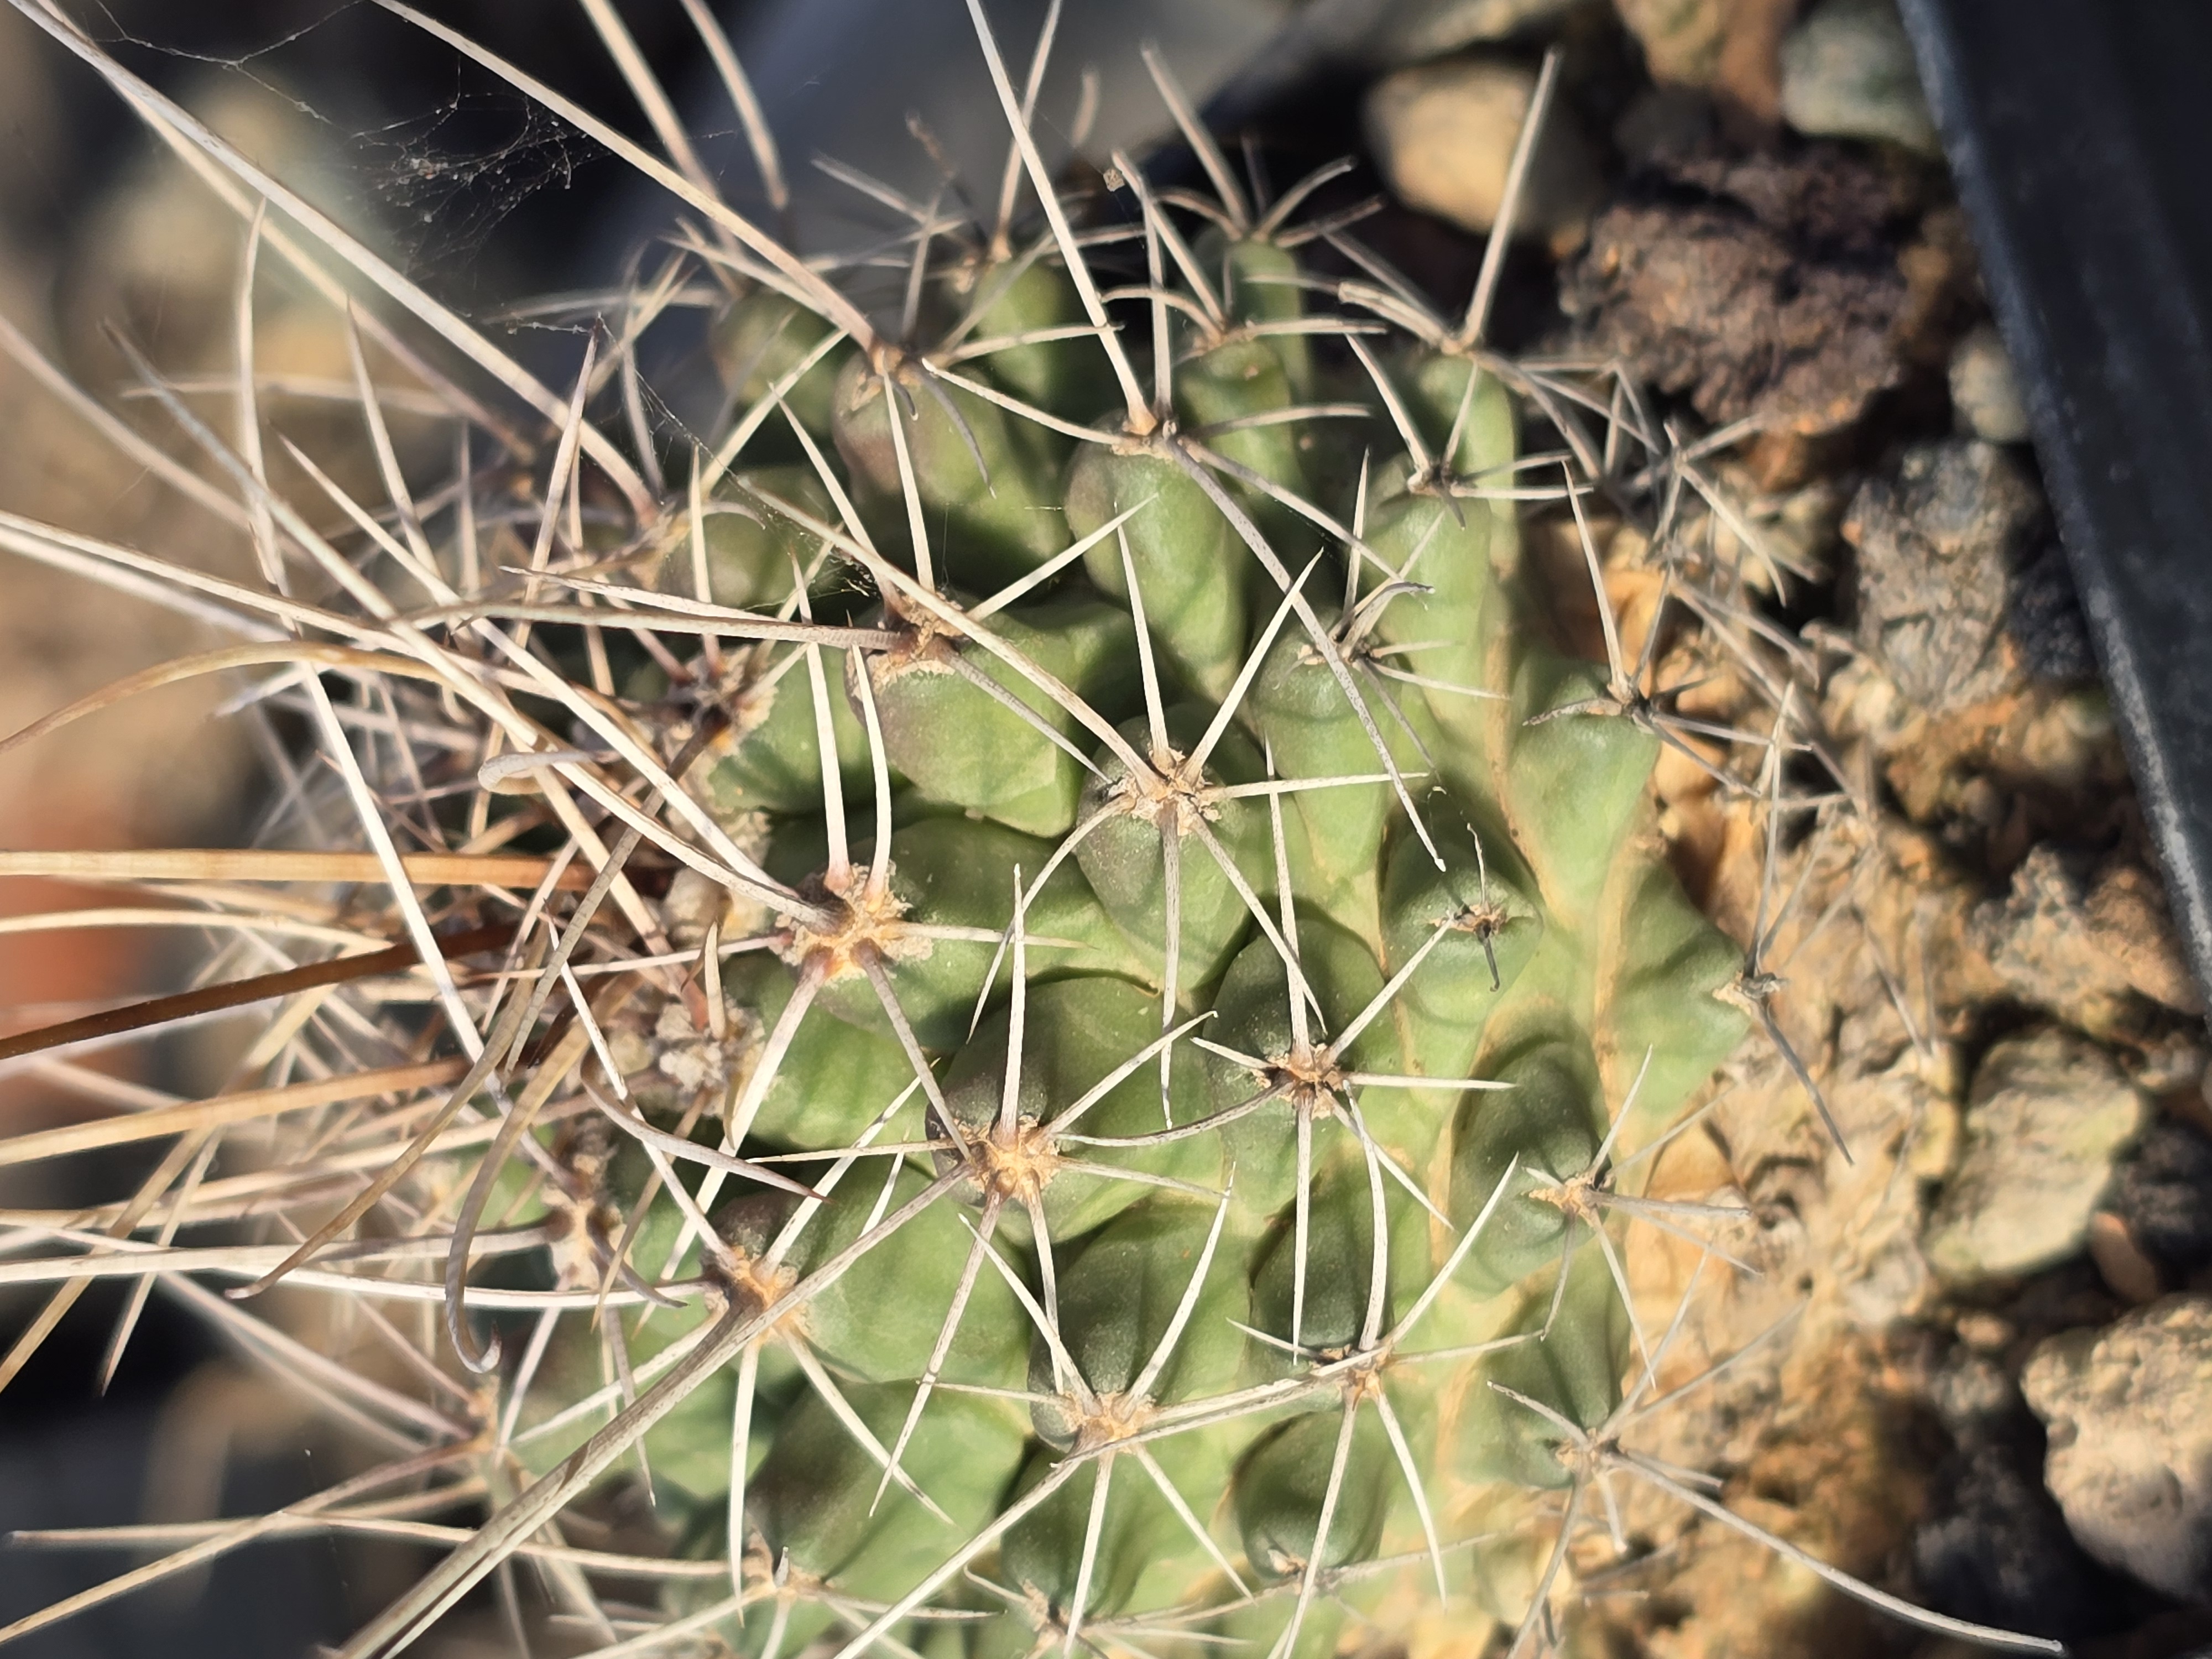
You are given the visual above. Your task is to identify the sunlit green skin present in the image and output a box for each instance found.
[1236,1408,1394,1575]
[521,206,1757,1659]
[513,1159,744,1500]
[1244,616,1402,943]
[776,1164,1032,1384]
[803,815,1142,1048]
[653,465,841,612]
[1073,706,1272,994]
[832,351,1070,591]
[1199,917,1405,1220]
[1378,816,1544,1083]
[722,953,916,1147]
[1065,444,1248,701]
[1447,1035,1605,1296]
[697,646,880,818]
[1202,233,1316,399]
[749,1385,1030,1652]
[941,977,1218,1240]
[1450,1251,1628,1491]
[997,1199,1249,1630]
[1177,332,1321,598]
[1177,336,1306,508]
[866,593,1140,837]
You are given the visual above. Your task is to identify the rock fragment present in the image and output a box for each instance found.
[2020,1296,2212,1599]
[2004,539,2096,684]
[1613,0,1796,123]
[1614,0,1734,85]
[1612,82,1715,163]
[1364,57,1602,248]
[1561,144,1913,430]
[1969,844,2203,1025]
[1913,1439,2120,1640]
[1368,0,1582,64]
[1950,322,2031,443]
[1921,1026,2147,1285]
[1779,0,1939,154]
[1844,439,2041,713]
[1913,1341,2125,1641]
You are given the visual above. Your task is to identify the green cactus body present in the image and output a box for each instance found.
[9,18,1840,1657]
[833,351,1070,590]
[947,242,1114,422]
[712,286,855,444]
[1073,707,1272,994]
[1203,231,1316,398]
[488,181,1755,1655]
[1065,443,1248,700]
[865,593,1140,836]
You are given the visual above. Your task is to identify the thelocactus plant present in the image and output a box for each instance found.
[0,4,2061,1656]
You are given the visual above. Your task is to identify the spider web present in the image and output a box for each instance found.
[353,87,606,276]
[75,3,614,283]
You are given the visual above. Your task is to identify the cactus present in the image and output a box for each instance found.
[0,6,2063,1658]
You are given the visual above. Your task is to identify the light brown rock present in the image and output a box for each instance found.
[1949,322,2031,443]
[1970,844,2203,1029]
[1615,0,1796,124]
[1372,0,1583,63]
[1363,58,1601,250]
[1845,440,2041,714]
[1779,0,1939,154]
[1616,0,1733,84]
[2021,1296,2212,1598]
[1564,145,1913,433]
[1921,1026,2147,1284]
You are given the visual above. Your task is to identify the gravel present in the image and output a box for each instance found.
[1949,322,2032,443]
[1779,0,1940,154]
[1969,844,2205,1026]
[1921,1026,2148,1285]
[1363,56,1603,247]
[2112,1121,2212,1277]
[2005,539,2099,684]
[1561,143,1914,430]
[1843,439,2042,713]
[2021,1296,2212,1599]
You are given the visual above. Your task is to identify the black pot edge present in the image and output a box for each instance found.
[1900,0,2212,1019]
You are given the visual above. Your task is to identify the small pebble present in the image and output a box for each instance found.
[1371,0,1582,65]
[1970,845,2201,1026]
[1916,1339,2121,1641]
[1612,82,1714,164]
[1922,1026,2148,1285]
[1613,0,1730,87]
[1845,439,2041,713]
[1954,1311,2015,1353]
[2086,1211,2164,1305]
[1931,1349,2016,1428]
[1950,322,2033,443]
[2021,1295,2212,1598]
[2005,539,2098,684]
[1912,1439,2117,1641]
[1364,57,1602,249]
[2125,1029,2204,1097]
[1779,0,1940,154]
[1563,144,1912,429]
